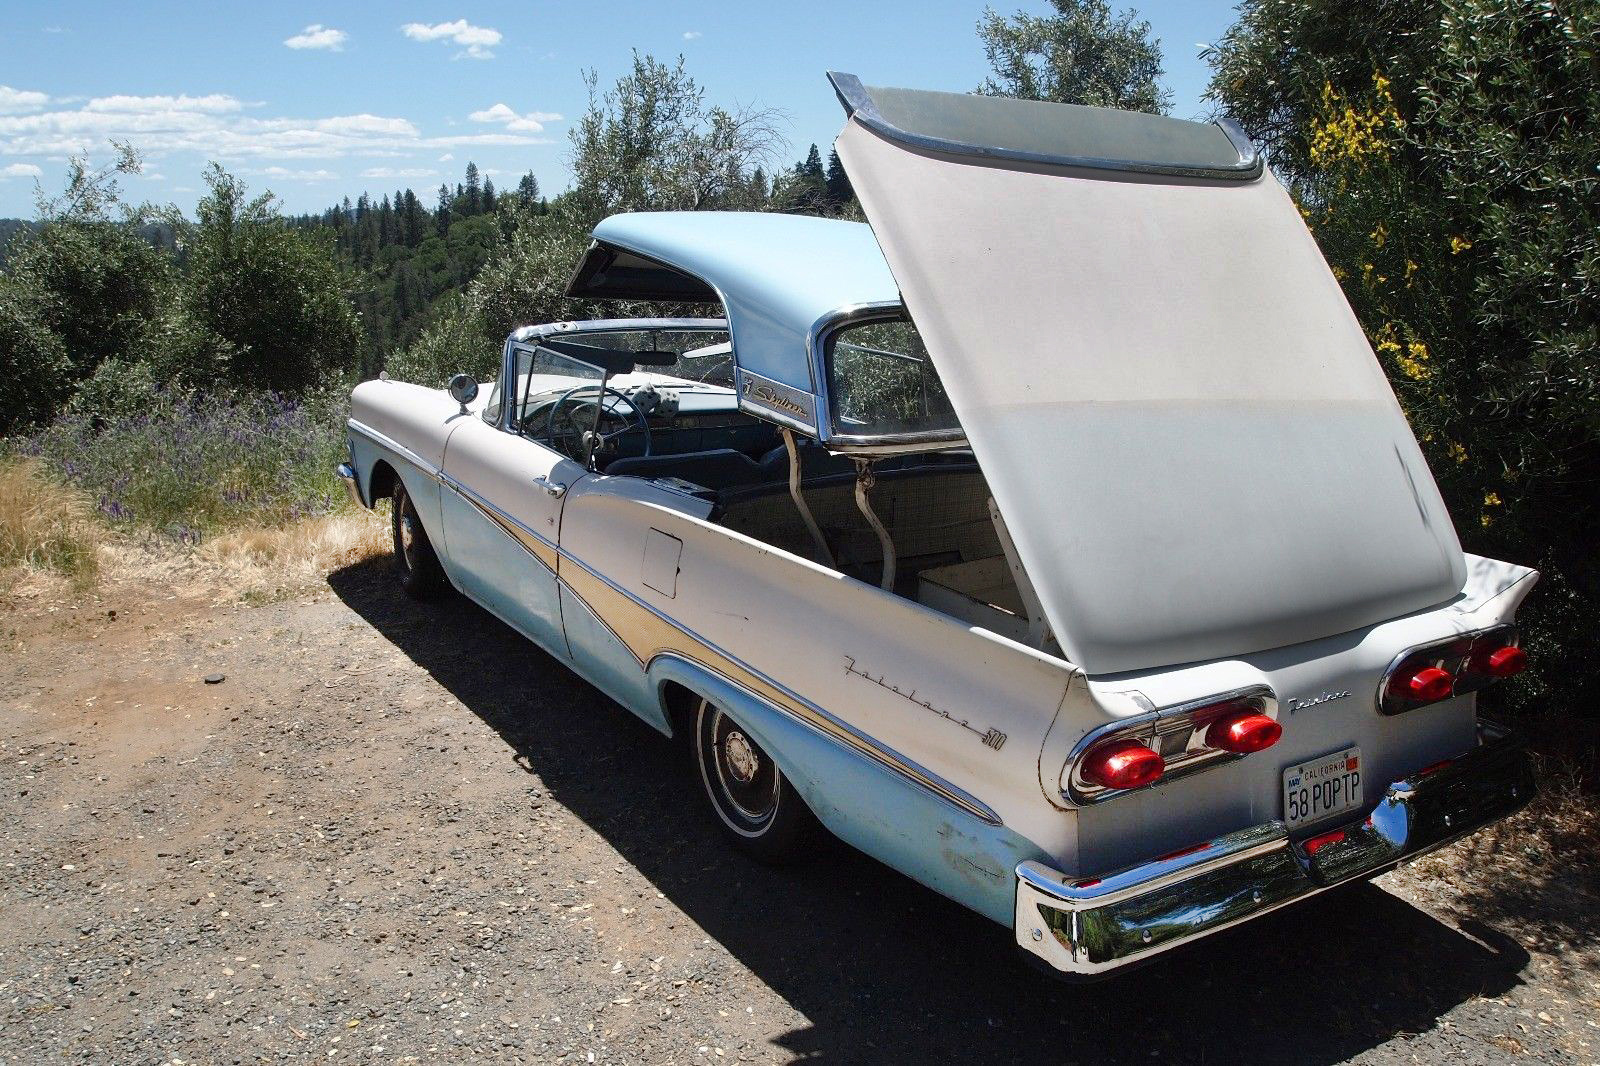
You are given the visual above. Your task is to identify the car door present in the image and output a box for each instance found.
[440,411,587,659]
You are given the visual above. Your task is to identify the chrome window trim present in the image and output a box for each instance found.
[808,301,970,454]
[1061,684,1279,806]
[827,70,1264,182]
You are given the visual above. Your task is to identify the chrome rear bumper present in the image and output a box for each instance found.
[1015,725,1535,977]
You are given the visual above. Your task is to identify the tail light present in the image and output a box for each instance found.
[1392,666,1454,703]
[1079,739,1165,791]
[1302,828,1346,857]
[1380,625,1527,715]
[1470,644,1527,679]
[1066,687,1278,803]
[1205,711,1282,754]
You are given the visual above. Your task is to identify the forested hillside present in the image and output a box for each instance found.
[2,11,1597,775]
[284,166,543,379]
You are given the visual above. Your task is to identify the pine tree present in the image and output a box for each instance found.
[796,144,828,211]
[436,183,452,237]
[516,172,540,207]
[401,189,424,247]
[482,177,496,212]
[464,163,482,215]
[825,149,854,209]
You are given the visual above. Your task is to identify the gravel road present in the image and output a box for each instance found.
[2,555,1597,1064]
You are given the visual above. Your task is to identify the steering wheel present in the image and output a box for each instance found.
[543,385,653,467]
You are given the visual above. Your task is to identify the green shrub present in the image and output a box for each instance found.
[1209,0,1600,752]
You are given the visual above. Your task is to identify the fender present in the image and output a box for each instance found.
[647,653,1046,925]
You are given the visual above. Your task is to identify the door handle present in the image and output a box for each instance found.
[533,475,567,499]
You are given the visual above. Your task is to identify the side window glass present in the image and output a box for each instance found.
[826,317,958,438]
[482,376,503,426]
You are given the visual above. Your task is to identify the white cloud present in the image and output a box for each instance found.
[401,19,501,60]
[285,24,348,51]
[0,93,552,160]
[682,31,701,40]
[0,85,50,114]
[0,162,42,179]
[468,102,561,133]
[438,152,454,162]
[84,93,244,115]
[362,166,436,179]
[245,165,338,181]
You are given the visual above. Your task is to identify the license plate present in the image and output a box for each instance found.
[1283,746,1363,829]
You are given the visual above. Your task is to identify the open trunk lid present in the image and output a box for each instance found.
[830,74,1466,675]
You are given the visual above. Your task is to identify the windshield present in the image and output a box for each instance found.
[504,328,733,427]
[825,316,959,439]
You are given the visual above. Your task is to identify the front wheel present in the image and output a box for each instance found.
[693,699,816,863]
[391,480,446,599]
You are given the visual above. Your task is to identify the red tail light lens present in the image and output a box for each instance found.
[1205,711,1283,754]
[1470,644,1527,679]
[1382,626,1526,715]
[1394,666,1454,703]
[1080,739,1165,791]
[1302,828,1346,857]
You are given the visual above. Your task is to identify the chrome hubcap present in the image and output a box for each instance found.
[722,729,759,784]
[400,514,416,555]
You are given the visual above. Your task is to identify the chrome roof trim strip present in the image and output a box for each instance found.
[827,70,1264,182]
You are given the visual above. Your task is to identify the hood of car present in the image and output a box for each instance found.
[830,74,1467,674]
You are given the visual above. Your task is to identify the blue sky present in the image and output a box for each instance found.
[0,1,1239,218]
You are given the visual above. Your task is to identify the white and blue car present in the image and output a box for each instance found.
[338,74,1538,977]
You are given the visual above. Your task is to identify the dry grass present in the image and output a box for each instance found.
[194,509,390,600]
[1,453,388,604]
[0,459,102,590]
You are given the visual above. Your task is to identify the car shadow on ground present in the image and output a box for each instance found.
[329,559,1530,1065]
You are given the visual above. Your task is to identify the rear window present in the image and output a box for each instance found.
[825,316,959,439]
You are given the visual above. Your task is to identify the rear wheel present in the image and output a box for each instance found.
[391,480,445,599]
[693,698,815,863]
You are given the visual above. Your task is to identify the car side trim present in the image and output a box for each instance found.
[647,651,1003,827]
[344,434,1002,827]
[439,472,561,575]
[348,419,443,485]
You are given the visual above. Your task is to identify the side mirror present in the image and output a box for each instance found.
[448,373,479,413]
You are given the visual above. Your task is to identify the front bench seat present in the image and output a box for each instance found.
[605,448,765,491]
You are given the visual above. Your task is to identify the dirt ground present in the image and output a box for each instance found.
[3,550,1599,1065]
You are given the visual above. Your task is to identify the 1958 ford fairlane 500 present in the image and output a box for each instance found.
[337,74,1538,977]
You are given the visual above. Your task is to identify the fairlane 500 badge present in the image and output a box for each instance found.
[843,656,1007,751]
[1286,689,1352,713]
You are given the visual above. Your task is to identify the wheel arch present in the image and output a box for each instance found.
[644,652,1030,926]
[367,459,398,507]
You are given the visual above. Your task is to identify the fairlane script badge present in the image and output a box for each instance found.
[843,656,1007,750]
[1286,690,1352,714]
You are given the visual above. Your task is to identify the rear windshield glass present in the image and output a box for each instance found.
[825,317,959,438]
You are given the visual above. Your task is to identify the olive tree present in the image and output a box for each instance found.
[172,165,361,394]
[977,0,1171,113]
[394,53,782,385]
[0,144,173,430]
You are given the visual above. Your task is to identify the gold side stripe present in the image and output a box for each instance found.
[560,558,1002,825]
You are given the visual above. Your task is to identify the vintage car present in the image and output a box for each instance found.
[337,74,1538,977]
